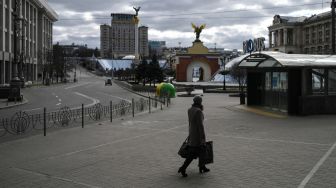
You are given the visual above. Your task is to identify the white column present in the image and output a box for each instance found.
[1,0,4,51]
[8,0,12,55]
[284,29,288,45]
[293,29,296,46]
[274,31,277,47]
[269,31,273,48]
[277,29,281,46]
[8,0,12,81]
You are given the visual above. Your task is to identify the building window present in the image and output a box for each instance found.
[325,23,329,29]
[325,45,330,54]
[312,69,325,95]
[311,47,316,54]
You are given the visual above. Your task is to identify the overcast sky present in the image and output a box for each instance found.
[48,0,330,50]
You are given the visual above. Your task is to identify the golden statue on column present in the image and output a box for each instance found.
[191,23,206,42]
[133,6,141,24]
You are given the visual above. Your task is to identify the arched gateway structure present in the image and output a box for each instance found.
[237,51,336,115]
[175,41,221,82]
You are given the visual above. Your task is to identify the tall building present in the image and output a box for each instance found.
[100,24,111,58]
[0,0,58,85]
[110,13,136,59]
[100,13,148,59]
[139,26,149,58]
[268,12,335,54]
[148,40,166,57]
[0,0,58,84]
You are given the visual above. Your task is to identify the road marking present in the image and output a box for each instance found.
[298,141,336,188]
[98,92,131,103]
[56,96,58,98]
[56,103,62,106]
[58,99,62,102]
[33,124,186,162]
[74,92,100,107]
[65,83,90,90]
[12,167,101,188]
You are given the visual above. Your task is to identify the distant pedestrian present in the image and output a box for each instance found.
[178,95,210,177]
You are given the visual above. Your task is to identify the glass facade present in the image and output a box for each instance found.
[264,72,288,112]
[328,69,336,94]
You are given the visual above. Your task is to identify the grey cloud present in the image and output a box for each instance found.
[49,0,328,49]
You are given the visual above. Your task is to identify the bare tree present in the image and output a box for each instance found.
[230,63,247,104]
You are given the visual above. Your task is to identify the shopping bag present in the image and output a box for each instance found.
[178,137,189,158]
[203,141,213,164]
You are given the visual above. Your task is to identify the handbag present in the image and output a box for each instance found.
[203,141,213,164]
[178,137,189,158]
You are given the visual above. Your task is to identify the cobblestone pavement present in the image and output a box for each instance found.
[1,93,336,188]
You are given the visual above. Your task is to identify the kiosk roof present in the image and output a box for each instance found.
[237,52,336,68]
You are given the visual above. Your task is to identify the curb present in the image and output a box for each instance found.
[0,97,29,110]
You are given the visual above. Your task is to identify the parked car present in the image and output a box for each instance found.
[105,78,112,86]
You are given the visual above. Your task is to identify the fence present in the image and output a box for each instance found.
[0,96,170,139]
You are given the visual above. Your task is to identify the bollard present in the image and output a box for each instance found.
[110,101,113,122]
[132,98,135,117]
[167,96,169,107]
[43,107,46,136]
[154,96,157,108]
[82,104,84,128]
[149,97,151,113]
[161,98,163,110]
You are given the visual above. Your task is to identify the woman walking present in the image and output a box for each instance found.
[178,95,210,177]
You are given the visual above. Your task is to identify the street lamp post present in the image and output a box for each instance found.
[111,61,114,80]
[10,0,21,86]
[73,56,77,82]
[19,19,28,87]
[332,0,336,54]
[74,59,77,82]
[221,57,226,91]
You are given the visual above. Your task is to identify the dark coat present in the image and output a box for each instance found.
[187,105,206,146]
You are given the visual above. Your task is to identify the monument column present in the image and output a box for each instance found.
[133,7,140,60]
[135,24,139,59]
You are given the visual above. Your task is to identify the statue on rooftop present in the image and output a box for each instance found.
[191,23,206,42]
[133,6,141,24]
[133,7,141,16]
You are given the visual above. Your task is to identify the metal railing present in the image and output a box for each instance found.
[0,96,170,139]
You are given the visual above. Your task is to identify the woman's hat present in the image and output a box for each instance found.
[193,95,202,104]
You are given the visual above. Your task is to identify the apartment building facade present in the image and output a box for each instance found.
[100,13,148,59]
[100,24,111,58]
[0,0,58,85]
[138,26,148,58]
[269,12,335,54]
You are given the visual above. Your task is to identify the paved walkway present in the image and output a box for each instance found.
[1,93,336,187]
[0,97,28,109]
